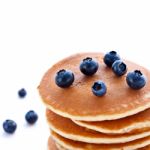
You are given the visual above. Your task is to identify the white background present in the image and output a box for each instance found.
[0,0,150,149]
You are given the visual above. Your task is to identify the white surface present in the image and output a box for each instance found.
[0,0,150,149]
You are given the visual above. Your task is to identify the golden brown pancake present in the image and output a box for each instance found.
[54,138,150,150]
[48,137,67,150]
[39,53,150,121]
[46,109,150,144]
[139,145,150,150]
[51,131,150,150]
[73,108,150,134]
[55,144,67,150]
[48,137,58,150]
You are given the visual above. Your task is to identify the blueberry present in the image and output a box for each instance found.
[18,88,27,98]
[80,57,99,76]
[112,60,127,76]
[126,70,146,90]
[3,120,17,134]
[92,81,107,96]
[104,51,120,67]
[55,69,74,88]
[25,110,38,124]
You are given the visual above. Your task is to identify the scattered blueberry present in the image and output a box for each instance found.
[25,110,38,124]
[18,88,27,98]
[126,70,146,90]
[80,57,99,76]
[104,51,120,67]
[3,120,17,134]
[92,81,107,96]
[55,69,74,88]
[112,60,127,76]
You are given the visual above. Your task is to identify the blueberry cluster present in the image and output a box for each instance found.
[55,51,146,97]
[3,89,38,134]
[104,51,127,76]
[104,51,146,90]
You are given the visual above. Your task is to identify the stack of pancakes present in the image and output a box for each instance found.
[38,53,150,150]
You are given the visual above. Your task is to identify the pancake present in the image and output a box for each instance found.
[46,109,150,144]
[140,145,150,150]
[73,108,150,134]
[56,143,67,150]
[48,137,67,150]
[51,131,150,150]
[48,137,58,150]
[38,52,150,121]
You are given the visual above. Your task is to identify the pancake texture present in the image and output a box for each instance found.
[56,144,67,150]
[46,109,150,144]
[139,145,150,150]
[51,131,150,150]
[73,108,150,134]
[48,137,58,150]
[48,136,67,150]
[39,53,150,121]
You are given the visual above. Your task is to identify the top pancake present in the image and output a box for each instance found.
[39,52,150,121]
